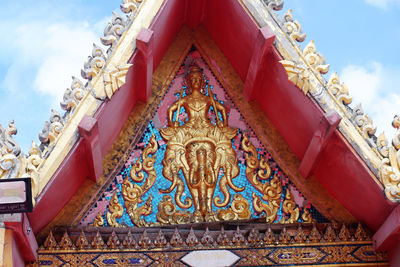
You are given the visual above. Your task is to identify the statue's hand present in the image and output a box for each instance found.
[172,121,179,128]
[217,121,224,128]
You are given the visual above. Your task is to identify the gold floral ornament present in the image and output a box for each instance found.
[279,60,312,95]
[280,188,300,223]
[302,40,330,75]
[102,64,132,99]
[0,121,43,203]
[121,134,158,227]
[159,65,244,222]
[327,72,352,106]
[282,9,306,43]
[379,115,400,201]
[242,133,281,223]
[106,192,124,227]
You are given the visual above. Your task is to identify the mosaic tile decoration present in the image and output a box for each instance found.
[80,48,327,227]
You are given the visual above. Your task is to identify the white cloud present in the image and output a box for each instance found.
[340,62,400,140]
[2,21,100,105]
[0,1,113,151]
[365,0,400,9]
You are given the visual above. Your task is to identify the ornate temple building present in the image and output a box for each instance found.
[1,0,400,266]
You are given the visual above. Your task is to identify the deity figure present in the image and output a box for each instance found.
[160,65,243,221]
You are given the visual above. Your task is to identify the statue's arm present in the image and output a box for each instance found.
[215,101,228,126]
[168,101,180,126]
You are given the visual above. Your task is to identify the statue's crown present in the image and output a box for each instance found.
[188,65,202,75]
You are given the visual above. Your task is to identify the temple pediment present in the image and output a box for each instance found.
[2,0,399,266]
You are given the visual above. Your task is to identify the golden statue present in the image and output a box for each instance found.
[160,65,244,221]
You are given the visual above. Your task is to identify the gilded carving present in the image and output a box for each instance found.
[264,226,276,245]
[351,103,377,138]
[102,63,132,99]
[242,132,282,223]
[81,44,106,80]
[280,188,300,223]
[308,224,322,243]
[263,0,284,11]
[138,230,152,248]
[0,122,43,202]
[121,0,142,14]
[107,231,121,249]
[91,231,106,249]
[327,72,352,106]
[217,227,230,246]
[154,229,167,247]
[302,40,330,75]
[338,224,351,241]
[159,65,243,221]
[76,230,90,250]
[122,230,137,248]
[121,134,157,227]
[106,191,124,227]
[279,60,311,95]
[379,115,400,201]
[282,9,306,43]
[39,109,64,158]
[60,76,86,116]
[201,227,215,246]
[41,231,59,251]
[101,12,127,55]
[323,225,336,242]
[93,212,104,227]
[59,231,76,250]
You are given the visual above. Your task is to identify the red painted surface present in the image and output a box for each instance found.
[388,242,400,267]
[374,205,400,251]
[5,214,38,263]
[204,0,259,81]
[254,52,322,159]
[28,140,88,233]
[10,231,25,267]
[313,132,396,231]
[299,112,341,178]
[150,0,185,69]
[244,26,275,101]
[78,115,103,182]
[136,29,154,102]
[29,0,397,248]
[185,0,206,29]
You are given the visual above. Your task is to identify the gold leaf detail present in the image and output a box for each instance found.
[106,192,123,227]
[279,60,311,94]
[280,188,300,223]
[303,40,330,74]
[103,64,132,99]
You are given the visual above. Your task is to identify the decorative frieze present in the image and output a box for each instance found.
[36,222,386,266]
[0,122,43,200]
[101,12,127,56]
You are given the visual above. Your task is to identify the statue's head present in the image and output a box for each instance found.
[186,65,204,92]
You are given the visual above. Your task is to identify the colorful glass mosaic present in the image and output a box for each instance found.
[80,48,327,227]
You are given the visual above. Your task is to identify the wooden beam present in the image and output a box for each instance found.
[244,26,275,101]
[78,115,103,182]
[299,112,341,178]
[136,28,154,102]
[373,205,400,252]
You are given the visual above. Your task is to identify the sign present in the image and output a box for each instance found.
[0,178,32,214]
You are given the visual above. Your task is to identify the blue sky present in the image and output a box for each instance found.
[0,0,399,152]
